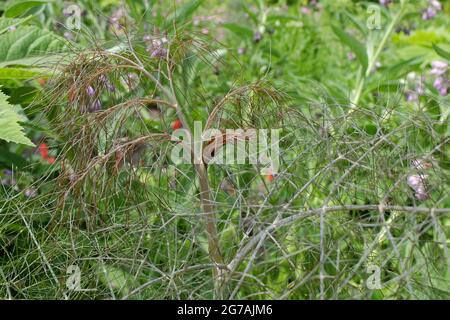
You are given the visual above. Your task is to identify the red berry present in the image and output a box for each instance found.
[39,143,49,159]
[171,119,182,130]
[266,174,274,182]
[37,78,47,87]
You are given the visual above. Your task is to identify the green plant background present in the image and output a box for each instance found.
[0,0,449,299]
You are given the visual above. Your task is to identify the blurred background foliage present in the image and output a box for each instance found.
[0,0,449,299]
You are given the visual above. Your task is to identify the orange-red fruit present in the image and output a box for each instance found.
[37,78,47,87]
[266,174,274,182]
[171,119,182,130]
[38,143,56,164]
[39,143,49,159]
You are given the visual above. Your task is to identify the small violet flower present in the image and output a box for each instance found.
[90,99,102,112]
[422,0,441,20]
[433,77,449,96]
[24,188,37,198]
[301,7,312,15]
[145,38,168,59]
[86,86,95,97]
[253,31,262,43]
[407,174,429,201]
[430,60,448,76]
[430,61,448,96]
[99,75,115,92]
[379,0,392,7]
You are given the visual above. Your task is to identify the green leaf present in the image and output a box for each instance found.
[0,145,28,168]
[332,24,368,72]
[0,17,28,34]
[0,26,67,67]
[343,11,367,36]
[433,44,450,61]
[0,67,41,79]
[0,88,34,146]
[98,264,134,297]
[221,23,253,39]
[5,1,50,18]
[165,0,203,27]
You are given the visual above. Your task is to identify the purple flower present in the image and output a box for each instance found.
[301,7,312,14]
[380,0,392,7]
[99,75,115,92]
[405,91,418,102]
[407,174,429,200]
[237,47,245,55]
[3,169,12,176]
[429,0,442,10]
[415,188,429,201]
[430,60,448,76]
[253,31,262,43]
[24,188,37,198]
[146,38,168,59]
[433,77,449,96]
[86,86,95,97]
[422,6,437,20]
[150,47,167,58]
[89,99,102,112]
[405,72,426,101]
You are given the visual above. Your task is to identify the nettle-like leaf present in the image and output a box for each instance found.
[0,88,34,146]
[0,26,67,67]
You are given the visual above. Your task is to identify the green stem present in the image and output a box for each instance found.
[349,6,405,111]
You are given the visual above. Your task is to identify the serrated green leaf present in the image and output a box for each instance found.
[0,26,67,67]
[332,24,368,72]
[0,88,34,146]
